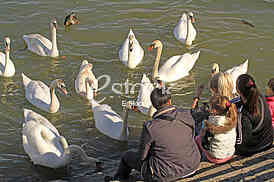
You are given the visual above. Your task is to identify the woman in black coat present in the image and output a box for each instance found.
[235,74,273,156]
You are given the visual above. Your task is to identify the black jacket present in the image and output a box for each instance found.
[138,105,201,182]
[235,95,273,156]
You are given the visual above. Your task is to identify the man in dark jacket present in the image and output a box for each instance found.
[105,88,201,182]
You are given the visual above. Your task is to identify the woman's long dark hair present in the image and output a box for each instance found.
[236,74,260,118]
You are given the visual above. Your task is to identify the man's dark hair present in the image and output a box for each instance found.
[150,88,171,110]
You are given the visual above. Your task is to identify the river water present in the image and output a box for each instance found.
[0,0,273,181]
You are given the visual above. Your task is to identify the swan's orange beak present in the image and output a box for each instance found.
[61,88,68,95]
[148,46,153,51]
[191,17,195,23]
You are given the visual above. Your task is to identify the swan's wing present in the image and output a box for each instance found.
[137,74,154,114]
[25,80,51,105]
[93,104,125,140]
[75,69,98,94]
[0,52,6,74]
[225,59,249,93]
[173,13,188,42]
[23,34,51,56]
[119,37,129,64]
[159,51,200,82]
[23,109,60,135]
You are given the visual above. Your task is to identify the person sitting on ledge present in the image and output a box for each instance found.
[105,87,201,182]
[235,74,273,156]
[195,95,238,164]
[265,78,274,130]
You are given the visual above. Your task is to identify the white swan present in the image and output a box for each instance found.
[173,12,196,46]
[89,88,129,141]
[22,73,68,113]
[149,40,200,82]
[75,60,98,100]
[211,59,249,94]
[0,37,15,77]
[119,29,144,69]
[23,18,59,57]
[22,108,100,169]
[135,74,158,117]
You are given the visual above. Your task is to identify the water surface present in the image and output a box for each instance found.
[0,0,274,181]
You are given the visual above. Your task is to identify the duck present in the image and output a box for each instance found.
[22,108,100,169]
[173,12,196,46]
[0,37,15,77]
[119,29,144,69]
[149,40,200,82]
[22,73,68,113]
[23,18,59,58]
[89,86,129,141]
[211,59,249,93]
[75,60,98,100]
[64,12,80,27]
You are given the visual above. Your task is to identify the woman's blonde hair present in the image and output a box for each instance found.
[210,72,235,100]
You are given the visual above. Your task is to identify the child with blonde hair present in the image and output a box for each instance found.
[195,95,238,164]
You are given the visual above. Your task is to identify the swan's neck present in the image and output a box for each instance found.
[85,79,93,99]
[3,50,10,75]
[68,144,99,163]
[120,109,129,141]
[50,27,58,56]
[185,16,192,46]
[127,41,134,68]
[152,45,162,80]
[49,86,59,113]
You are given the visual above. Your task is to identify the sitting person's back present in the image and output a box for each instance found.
[195,95,237,164]
[235,74,273,156]
[265,78,274,129]
[105,88,201,182]
[145,105,201,181]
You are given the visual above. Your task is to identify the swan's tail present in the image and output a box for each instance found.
[242,59,248,73]
[191,50,200,61]
[21,72,32,87]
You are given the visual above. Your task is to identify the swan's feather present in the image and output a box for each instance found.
[23,34,51,56]
[119,29,144,69]
[173,13,196,44]
[158,51,200,82]
[137,74,154,114]
[22,109,69,168]
[225,59,248,93]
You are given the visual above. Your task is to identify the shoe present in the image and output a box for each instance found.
[104,175,120,182]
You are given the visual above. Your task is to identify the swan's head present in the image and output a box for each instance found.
[51,79,68,95]
[83,63,93,70]
[211,63,220,76]
[148,40,163,51]
[187,12,195,23]
[64,12,80,26]
[4,37,10,51]
[50,18,58,30]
